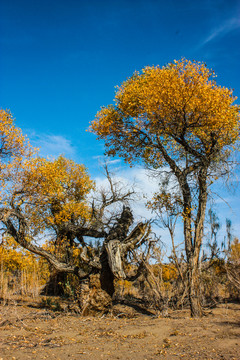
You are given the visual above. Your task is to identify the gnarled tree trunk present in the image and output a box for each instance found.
[1,206,150,314]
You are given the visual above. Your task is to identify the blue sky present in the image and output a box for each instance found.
[1,0,240,246]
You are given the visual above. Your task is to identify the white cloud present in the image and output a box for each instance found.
[30,132,76,158]
[93,161,240,252]
[94,166,159,219]
[202,17,240,46]
[92,156,122,165]
[93,167,153,225]
[93,165,177,251]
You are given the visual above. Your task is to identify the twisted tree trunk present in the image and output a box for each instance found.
[1,206,150,313]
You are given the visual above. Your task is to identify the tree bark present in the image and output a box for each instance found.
[1,206,150,313]
[184,169,208,317]
[187,255,203,317]
[100,248,115,297]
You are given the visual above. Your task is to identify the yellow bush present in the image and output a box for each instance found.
[0,236,49,299]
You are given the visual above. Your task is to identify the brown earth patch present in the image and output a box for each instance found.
[0,299,239,360]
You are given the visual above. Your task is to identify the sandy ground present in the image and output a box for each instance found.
[0,300,239,360]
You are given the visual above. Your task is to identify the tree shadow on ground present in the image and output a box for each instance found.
[113,298,156,316]
[217,320,240,328]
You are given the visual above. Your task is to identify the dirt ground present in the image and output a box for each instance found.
[0,299,239,360]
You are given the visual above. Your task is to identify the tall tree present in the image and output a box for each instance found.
[90,59,240,316]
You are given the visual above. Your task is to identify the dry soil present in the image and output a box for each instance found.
[0,299,239,360]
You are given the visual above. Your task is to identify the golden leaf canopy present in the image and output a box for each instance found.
[0,109,33,165]
[91,59,240,166]
[18,156,95,228]
[0,110,94,232]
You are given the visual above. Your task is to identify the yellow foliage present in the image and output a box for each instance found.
[162,264,178,282]
[229,237,240,263]
[0,110,35,202]
[1,111,96,282]
[0,112,93,232]
[8,155,95,232]
[91,59,240,166]
[43,237,83,266]
[152,263,178,282]
[148,191,182,215]
[0,236,49,284]
[0,110,30,161]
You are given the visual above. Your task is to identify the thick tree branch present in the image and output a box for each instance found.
[0,209,91,279]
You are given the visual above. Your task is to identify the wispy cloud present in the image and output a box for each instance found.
[94,166,159,219]
[202,17,240,46]
[93,162,240,250]
[93,164,188,257]
[92,155,121,165]
[30,132,76,158]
